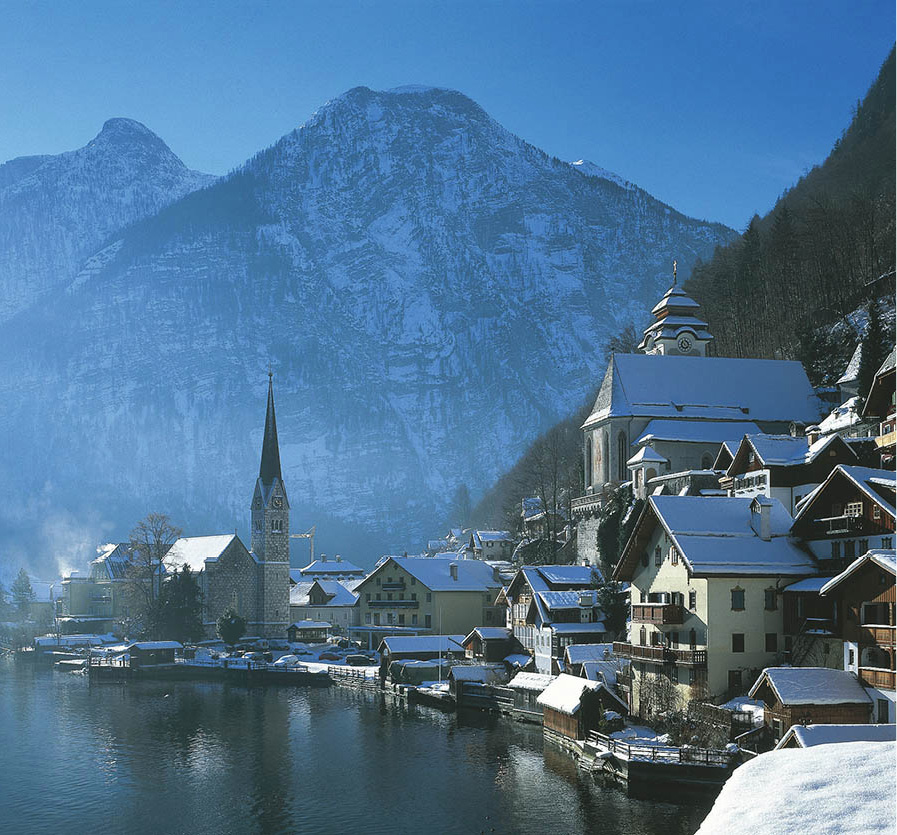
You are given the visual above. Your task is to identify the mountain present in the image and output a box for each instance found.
[0,86,734,575]
[0,118,215,321]
[569,159,635,191]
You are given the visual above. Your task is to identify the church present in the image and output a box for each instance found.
[167,373,292,638]
[572,272,825,565]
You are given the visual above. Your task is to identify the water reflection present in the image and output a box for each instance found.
[0,662,709,835]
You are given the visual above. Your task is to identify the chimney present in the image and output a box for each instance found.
[450,562,459,581]
[806,425,821,447]
[751,498,772,541]
[320,553,327,563]
[335,554,341,563]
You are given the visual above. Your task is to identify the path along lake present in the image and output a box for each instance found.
[0,659,710,835]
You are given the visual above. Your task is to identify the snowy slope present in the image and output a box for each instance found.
[0,87,734,569]
[0,118,215,321]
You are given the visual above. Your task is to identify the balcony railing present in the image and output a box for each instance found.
[815,514,865,535]
[859,624,896,647]
[631,603,685,625]
[859,667,896,690]
[368,599,419,608]
[571,493,603,517]
[612,641,706,667]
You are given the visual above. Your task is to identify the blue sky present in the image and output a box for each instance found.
[1,1,893,229]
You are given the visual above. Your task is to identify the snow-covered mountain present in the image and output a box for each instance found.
[0,118,215,321]
[569,158,636,191]
[0,86,734,570]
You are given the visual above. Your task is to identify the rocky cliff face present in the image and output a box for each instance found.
[0,118,214,321]
[0,87,734,570]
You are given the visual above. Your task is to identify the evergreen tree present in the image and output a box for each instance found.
[857,298,889,407]
[11,568,35,621]
[156,566,204,644]
[217,609,247,648]
[448,484,472,528]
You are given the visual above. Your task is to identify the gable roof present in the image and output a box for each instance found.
[564,643,613,665]
[776,723,896,750]
[793,465,896,525]
[463,627,512,644]
[636,419,762,447]
[365,556,500,592]
[820,549,896,596]
[299,558,364,575]
[728,432,855,476]
[749,667,871,706]
[615,496,816,580]
[378,635,465,655]
[583,354,821,428]
[536,672,627,715]
[167,534,242,573]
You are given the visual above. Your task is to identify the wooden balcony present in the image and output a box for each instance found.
[631,603,685,625]
[859,624,896,647]
[810,515,889,537]
[612,641,706,667]
[368,599,419,608]
[859,667,896,690]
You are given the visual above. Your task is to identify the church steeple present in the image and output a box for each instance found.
[638,261,714,356]
[259,371,282,485]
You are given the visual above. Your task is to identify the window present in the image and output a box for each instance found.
[878,699,890,724]
[586,437,593,487]
[375,593,381,601]
[845,501,863,517]
[883,537,894,549]
[860,539,869,553]
[670,666,680,684]
[411,593,417,601]
[426,593,432,603]
[387,593,393,601]
[365,613,371,624]
[412,614,418,626]
[844,540,856,559]
[425,615,432,628]
[374,614,381,625]
[671,547,679,566]
[688,590,697,610]
[848,648,855,666]
[670,631,679,647]
[411,577,416,585]
[732,633,745,653]
[655,546,662,566]
[365,593,370,602]
[639,626,647,647]
[376,578,381,586]
[641,551,649,567]
[689,629,697,649]
[831,541,841,560]
[484,593,491,603]
[873,506,881,520]
[731,588,745,611]
[765,589,777,611]
[765,633,777,652]
[398,614,405,626]
[617,432,628,481]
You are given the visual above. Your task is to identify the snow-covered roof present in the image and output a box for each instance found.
[474,530,512,543]
[289,581,315,606]
[627,446,669,466]
[464,626,512,642]
[636,419,762,446]
[537,565,596,586]
[508,671,555,692]
[794,465,896,524]
[730,433,853,473]
[836,342,863,385]
[820,549,896,596]
[288,620,332,630]
[695,742,896,835]
[550,622,606,635]
[583,354,821,428]
[537,673,601,715]
[649,284,702,316]
[538,590,598,610]
[127,641,182,650]
[783,576,829,593]
[370,557,500,592]
[167,534,239,572]
[504,653,533,669]
[776,723,896,749]
[749,667,871,706]
[564,643,613,665]
[379,635,465,655]
[623,496,816,578]
[300,557,364,575]
[818,396,864,434]
[449,664,504,683]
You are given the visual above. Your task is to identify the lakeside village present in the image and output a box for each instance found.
[5,280,897,821]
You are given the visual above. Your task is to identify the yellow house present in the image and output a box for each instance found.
[354,556,503,642]
[613,495,817,716]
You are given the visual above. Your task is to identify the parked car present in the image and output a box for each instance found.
[318,652,341,661]
[273,654,300,667]
[268,640,290,651]
[345,654,377,666]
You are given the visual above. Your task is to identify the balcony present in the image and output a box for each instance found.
[815,514,865,535]
[876,429,896,449]
[859,625,896,647]
[859,667,896,690]
[381,581,406,591]
[631,603,685,625]
[368,599,419,608]
[612,641,706,667]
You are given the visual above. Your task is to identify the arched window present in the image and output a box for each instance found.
[617,432,628,481]
[646,467,657,486]
[701,452,714,470]
[585,436,593,488]
[602,431,609,484]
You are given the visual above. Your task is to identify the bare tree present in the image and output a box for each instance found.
[126,512,182,638]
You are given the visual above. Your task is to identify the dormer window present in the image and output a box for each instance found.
[845,502,863,517]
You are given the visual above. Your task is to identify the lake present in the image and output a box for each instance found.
[0,659,710,834]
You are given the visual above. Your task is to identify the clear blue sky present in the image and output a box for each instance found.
[2,1,893,229]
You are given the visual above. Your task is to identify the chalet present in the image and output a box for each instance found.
[537,673,627,742]
[354,556,503,642]
[127,640,182,668]
[377,634,465,665]
[721,432,857,514]
[748,667,871,744]
[462,626,516,662]
[468,530,514,561]
[573,281,823,565]
[790,465,895,572]
[504,565,605,674]
[774,722,896,749]
[780,575,840,668]
[861,348,896,470]
[820,549,896,722]
[613,495,817,716]
[287,621,331,643]
[289,578,359,635]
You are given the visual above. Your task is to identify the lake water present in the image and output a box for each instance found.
[0,659,710,834]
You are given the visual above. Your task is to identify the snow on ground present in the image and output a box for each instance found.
[717,696,765,726]
[609,724,670,745]
[696,741,896,835]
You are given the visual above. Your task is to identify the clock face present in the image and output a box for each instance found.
[677,335,693,353]
[272,496,283,509]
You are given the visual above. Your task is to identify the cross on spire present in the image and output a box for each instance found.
[673,259,678,286]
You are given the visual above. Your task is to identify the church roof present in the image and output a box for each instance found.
[259,373,282,485]
[636,419,762,446]
[167,534,248,572]
[583,354,822,429]
[650,284,702,316]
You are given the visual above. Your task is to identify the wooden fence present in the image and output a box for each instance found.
[586,731,731,766]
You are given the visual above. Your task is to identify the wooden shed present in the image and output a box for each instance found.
[127,641,182,668]
[537,673,627,741]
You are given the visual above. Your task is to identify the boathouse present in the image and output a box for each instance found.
[537,673,627,741]
[128,641,182,668]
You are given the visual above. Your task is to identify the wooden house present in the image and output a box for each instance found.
[748,667,871,744]
[507,671,555,722]
[287,621,332,644]
[127,641,182,668]
[537,673,627,741]
[860,348,895,470]
[462,626,515,662]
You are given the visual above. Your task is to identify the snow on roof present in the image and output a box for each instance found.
[695,742,896,835]
[289,581,315,606]
[564,643,613,664]
[538,590,598,610]
[288,621,332,630]
[379,635,465,655]
[300,557,364,575]
[783,576,829,593]
[537,673,601,715]
[649,284,702,315]
[167,534,238,572]
[627,445,669,466]
[796,465,896,524]
[836,342,863,385]
[504,653,533,669]
[509,671,555,692]
[735,432,849,470]
[583,354,821,428]
[465,627,512,642]
[749,667,871,706]
[377,557,500,592]
[818,396,864,434]
[636,419,762,446]
[649,496,816,577]
[537,565,596,586]
[127,641,182,650]
[776,724,896,750]
[474,530,512,543]
[550,622,606,635]
[820,549,896,596]
[449,664,504,683]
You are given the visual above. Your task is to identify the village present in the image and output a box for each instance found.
[4,276,896,821]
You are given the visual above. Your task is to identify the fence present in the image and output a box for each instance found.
[586,731,731,767]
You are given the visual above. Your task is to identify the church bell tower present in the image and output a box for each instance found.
[638,261,714,356]
[250,372,290,563]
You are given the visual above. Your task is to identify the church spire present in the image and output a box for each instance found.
[259,371,282,484]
